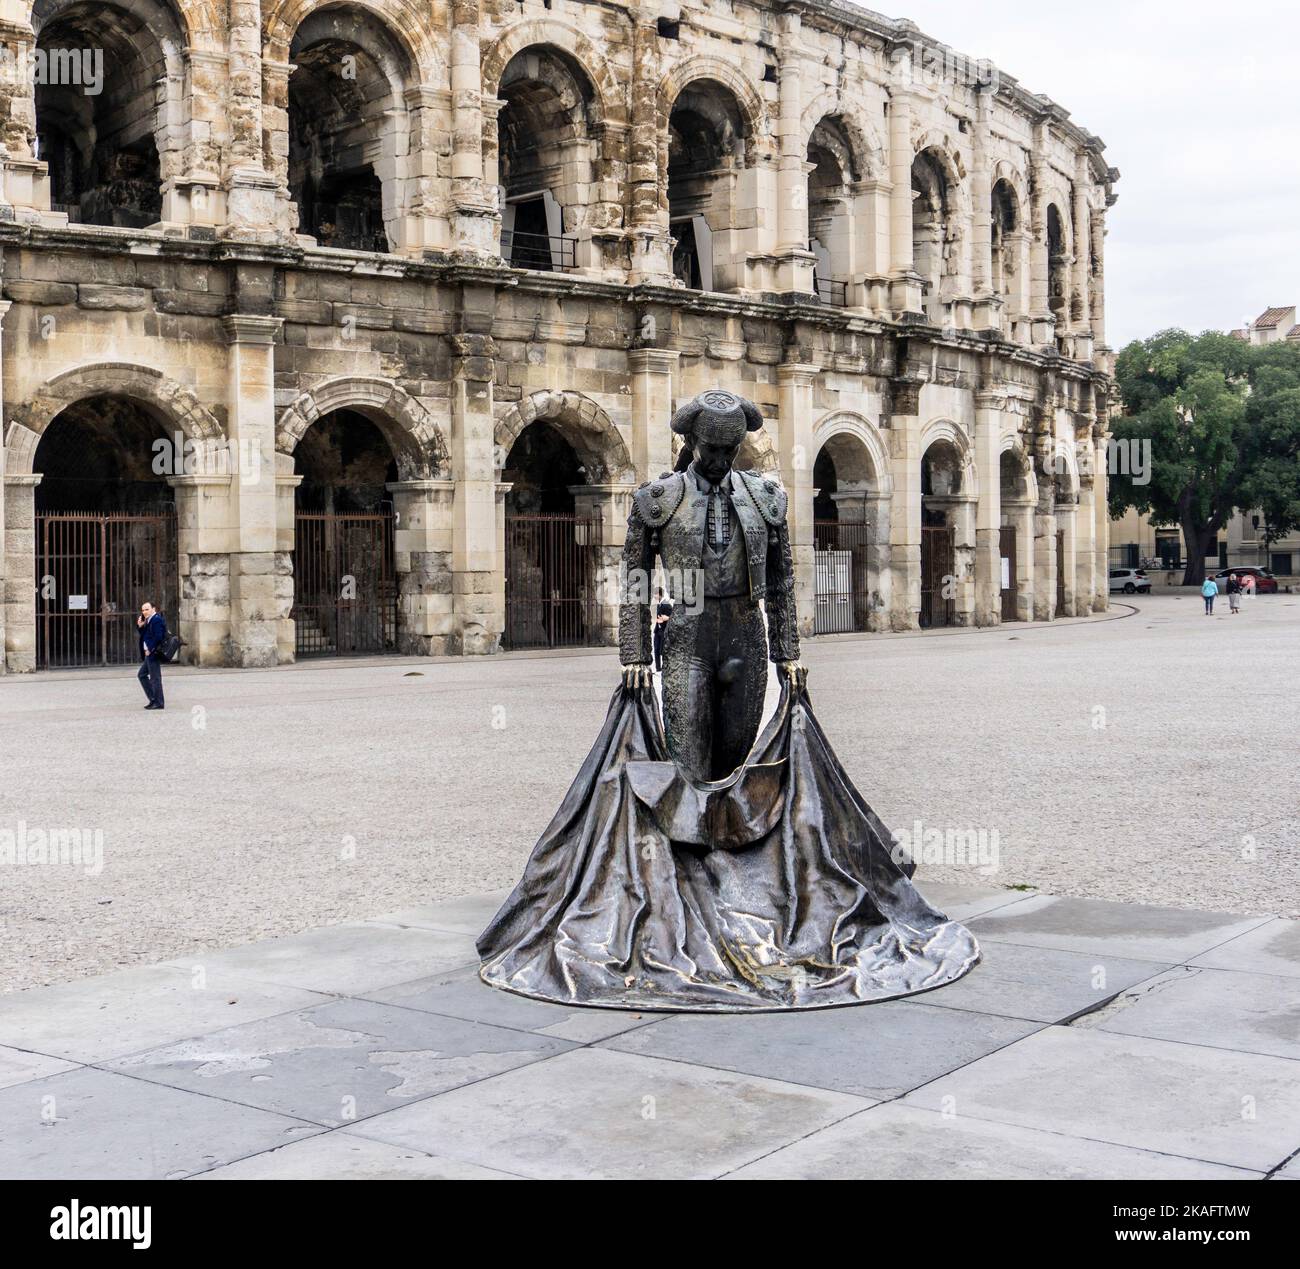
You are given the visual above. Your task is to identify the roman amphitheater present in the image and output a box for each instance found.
[0,0,1118,671]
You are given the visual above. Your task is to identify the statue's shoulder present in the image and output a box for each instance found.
[632,471,686,529]
[736,468,788,526]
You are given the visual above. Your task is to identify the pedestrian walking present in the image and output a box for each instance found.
[1200,575,1218,616]
[136,600,167,710]
[1227,572,1241,614]
[652,587,674,673]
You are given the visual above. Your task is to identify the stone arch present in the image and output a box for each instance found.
[658,56,768,147]
[998,430,1039,503]
[991,158,1029,218]
[495,390,634,485]
[812,411,894,498]
[800,93,885,181]
[263,0,437,74]
[482,19,625,128]
[276,377,448,480]
[5,362,223,476]
[1050,437,1080,504]
[919,417,979,500]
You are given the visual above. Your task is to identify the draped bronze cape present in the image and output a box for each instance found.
[478,678,980,1012]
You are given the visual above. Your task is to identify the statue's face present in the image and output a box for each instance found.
[693,434,742,483]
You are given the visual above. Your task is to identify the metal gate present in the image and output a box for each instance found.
[920,525,955,629]
[504,513,599,650]
[1000,525,1018,622]
[1055,529,1066,617]
[813,520,872,634]
[36,511,178,668]
[292,511,398,657]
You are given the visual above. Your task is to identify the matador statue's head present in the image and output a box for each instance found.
[670,389,764,484]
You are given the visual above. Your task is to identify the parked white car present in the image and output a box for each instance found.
[1108,568,1151,594]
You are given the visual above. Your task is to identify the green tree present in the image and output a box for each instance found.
[1109,329,1300,584]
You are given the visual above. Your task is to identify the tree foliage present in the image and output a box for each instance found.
[1110,329,1300,583]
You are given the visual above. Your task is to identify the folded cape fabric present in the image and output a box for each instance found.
[477,679,980,1012]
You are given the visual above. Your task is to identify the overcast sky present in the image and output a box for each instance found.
[887,0,1300,348]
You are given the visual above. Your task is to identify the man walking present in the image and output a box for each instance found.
[137,600,167,710]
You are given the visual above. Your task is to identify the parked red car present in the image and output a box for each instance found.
[1215,567,1279,594]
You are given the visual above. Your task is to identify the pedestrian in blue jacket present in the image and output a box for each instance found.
[137,601,167,710]
[1200,576,1218,616]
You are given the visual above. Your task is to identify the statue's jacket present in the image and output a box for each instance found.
[619,466,800,665]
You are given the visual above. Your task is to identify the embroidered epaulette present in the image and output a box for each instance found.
[737,468,788,526]
[633,472,686,528]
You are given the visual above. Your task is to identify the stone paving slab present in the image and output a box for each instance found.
[363,966,658,1044]
[900,1026,1300,1173]
[1190,918,1300,979]
[160,923,480,997]
[0,1067,320,1180]
[363,890,512,936]
[598,1001,1041,1101]
[1074,965,1300,1061]
[0,964,331,1064]
[723,1103,1262,1180]
[913,940,1172,1024]
[194,1134,518,1180]
[910,880,1032,922]
[0,1044,78,1091]
[347,1046,871,1180]
[104,997,576,1128]
[967,894,1273,964]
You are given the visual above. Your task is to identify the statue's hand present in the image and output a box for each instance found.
[621,663,653,690]
[778,660,807,691]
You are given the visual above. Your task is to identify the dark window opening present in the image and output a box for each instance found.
[657,18,680,38]
[671,219,702,290]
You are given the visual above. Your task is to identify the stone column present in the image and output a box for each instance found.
[1072,154,1092,358]
[1056,503,1077,616]
[169,473,235,666]
[1009,495,1035,623]
[224,2,279,238]
[0,19,46,215]
[629,346,678,481]
[775,12,815,294]
[1033,471,1057,622]
[887,376,922,630]
[628,7,673,282]
[973,392,1003,624]
[776,363,818,640]
[223,312,285,666]
[451,0,496,254]
[970,89,999,332]
[1089,207,1108,366]
[1028,122,1053,345]
[450,285,500,652]
[2,473,38,673]
[571,484,632,647]
[388,478,456,654]
[1093,426,1110,610]
[886,51,922,316]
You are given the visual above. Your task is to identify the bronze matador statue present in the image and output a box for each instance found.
[476,388,979,1012]
[618,389,799,783]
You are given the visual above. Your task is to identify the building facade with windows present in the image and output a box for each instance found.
[0,0,1118,672]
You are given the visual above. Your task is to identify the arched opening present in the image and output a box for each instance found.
[912,149,955,324]
[920,438,965,628]
[497,46,595,272]
[287,7,414,252]
[812,433,880,634]
[32,396,178,666]
[667,80,749,292]
[807,116,856,306]
[291,410,400,655]
[33,0,172,227]
[1047,203,1070,339]
[502,420,595,649]
[991,178,1020,309]
[999,447,1032,622]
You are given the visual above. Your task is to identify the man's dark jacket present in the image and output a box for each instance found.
[139,612,168,660]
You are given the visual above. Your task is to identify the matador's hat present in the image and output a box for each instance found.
[670,389,764,447]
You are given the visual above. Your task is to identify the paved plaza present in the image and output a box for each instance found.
[2,593,1297,994]
[0,882,1297,1179]
[1,592,1298,1179]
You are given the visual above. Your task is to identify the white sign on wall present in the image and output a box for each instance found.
[68,595,89,611]
[1000,558,1011,590]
